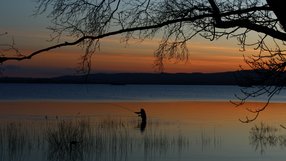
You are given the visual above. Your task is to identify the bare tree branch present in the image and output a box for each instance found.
[2,0,286,119]
[1,2,281,68]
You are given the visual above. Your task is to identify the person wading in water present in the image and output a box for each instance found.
[135,108,147,132]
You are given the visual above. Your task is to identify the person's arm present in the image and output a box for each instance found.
[135,112,142,116]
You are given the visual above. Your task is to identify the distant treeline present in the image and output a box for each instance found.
[0,70,280,86]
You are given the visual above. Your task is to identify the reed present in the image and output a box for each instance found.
[0,116,192,161]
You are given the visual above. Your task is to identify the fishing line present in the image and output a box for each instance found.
[109,103,137,114]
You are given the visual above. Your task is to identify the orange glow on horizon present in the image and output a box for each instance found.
[4,39,254,77]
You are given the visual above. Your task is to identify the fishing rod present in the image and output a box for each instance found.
[109,103,137,114]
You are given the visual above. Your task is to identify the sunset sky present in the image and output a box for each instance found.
[0,0,254,78]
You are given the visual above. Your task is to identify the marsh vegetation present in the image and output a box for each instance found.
[249,123,286,155]
[0,115,221,161]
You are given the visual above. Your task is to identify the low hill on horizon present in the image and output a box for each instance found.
[0,70,264,85]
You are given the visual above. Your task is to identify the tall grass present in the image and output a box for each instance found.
[0,120,44,161]
[0,116,211,161]
[46,119,94,161]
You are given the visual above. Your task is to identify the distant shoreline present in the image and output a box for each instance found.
[0,70,269,86]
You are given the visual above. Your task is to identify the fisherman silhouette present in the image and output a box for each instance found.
[135,108,147,132]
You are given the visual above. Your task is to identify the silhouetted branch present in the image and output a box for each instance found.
[0,34,22,63]
[1,0,284,73]
[2,1,286,109]
[233,38,286,122]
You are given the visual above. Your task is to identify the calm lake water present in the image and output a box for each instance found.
[1,83,286,102]
[0,83,286,161]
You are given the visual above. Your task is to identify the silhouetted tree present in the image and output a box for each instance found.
[1,0,286,121]
[0,0,283,68]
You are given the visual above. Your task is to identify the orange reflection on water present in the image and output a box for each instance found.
[1,101,286,125]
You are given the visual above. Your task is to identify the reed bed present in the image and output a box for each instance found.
[0,116,213,161]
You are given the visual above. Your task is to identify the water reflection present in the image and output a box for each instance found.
[249,122,286,154]
[200,129,222,152]
[46,119,92,161]
[0,121,41,161]
[3,115,279,161]
[139,120,147,132]
[4,101,286,160]
[0,117,201,161]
